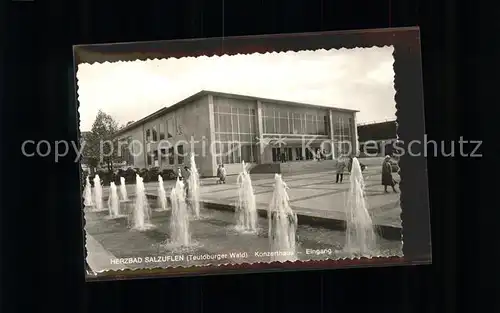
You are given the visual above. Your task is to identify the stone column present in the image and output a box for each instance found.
[256,100,265,163]
[352,112,360,156]
[207,95,217,176]
[329,110,335,159]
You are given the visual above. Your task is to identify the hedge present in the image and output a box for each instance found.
[82,167,178,187]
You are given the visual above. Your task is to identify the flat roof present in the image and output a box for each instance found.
[114,90,359,137]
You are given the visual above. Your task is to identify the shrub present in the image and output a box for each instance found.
[124,167,137,184]
[161,169,177,180]
[144,167,160,182]
[107,167,179,185]
[138,168,148,179]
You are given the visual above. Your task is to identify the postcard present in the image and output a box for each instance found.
[73,27,431,281]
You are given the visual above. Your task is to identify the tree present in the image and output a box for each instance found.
[81,132,99,174]
[82,110,122,173]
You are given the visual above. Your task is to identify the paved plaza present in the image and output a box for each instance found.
[100,162,402,228]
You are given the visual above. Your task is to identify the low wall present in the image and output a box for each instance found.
[144,194,402,241]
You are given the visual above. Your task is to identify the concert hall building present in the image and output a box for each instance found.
[114,90,359,177]
[357,119,398,157]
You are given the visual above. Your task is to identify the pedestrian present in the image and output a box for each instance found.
[335,156,346,183]
[216,164,222,184]
[219,164,227,184]
[381,155,398,193]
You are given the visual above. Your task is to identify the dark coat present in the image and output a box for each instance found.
[336,158,346,173]
[381,160,395,186]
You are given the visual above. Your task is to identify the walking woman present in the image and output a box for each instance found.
[335,156,346,183]
[219,164,227,184]
[216,164,222,184]
[381,155,398,193]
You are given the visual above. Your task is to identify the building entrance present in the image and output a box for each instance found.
[272,147,293,162]
[272,146,321,162]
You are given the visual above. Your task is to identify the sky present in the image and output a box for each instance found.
[77,46,396,132]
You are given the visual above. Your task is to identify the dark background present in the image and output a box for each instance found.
[1,0,489,312]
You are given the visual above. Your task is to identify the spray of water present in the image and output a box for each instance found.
[120,177,129,201]
[268,174,298,262]
[187,153,201,218]
[93,174,104,212]
[235,161,258,233]
[157,175,168,211]
[83,176,93,207]
[344,157,377,256]
[131,174,153,231]
[107,182,121,218]
[169,178,191,246]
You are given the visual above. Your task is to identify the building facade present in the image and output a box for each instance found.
[114,91,359,177]
[357,120,398,157]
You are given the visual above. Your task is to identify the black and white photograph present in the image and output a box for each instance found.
[75,31,427,276]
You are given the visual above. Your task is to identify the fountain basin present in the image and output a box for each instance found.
[139,194,400,241]
[85,205,403,272]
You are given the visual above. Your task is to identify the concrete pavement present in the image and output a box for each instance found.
[97,165,401,229]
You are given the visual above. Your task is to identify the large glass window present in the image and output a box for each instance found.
[159,123,165,140]
[152,125,158,141]
[175,112,183,135]
[177,145,184,164]
[321,115,329,136]
[214,100,257,164]
[120,136,134,165]
[305,114,316,134]
[166,118,174,138]
[278,111,289,134]
[292,113,303,134]
[168,147,175,164]
[145,129,151,142]
[264,116,275,133]
[332,116,354,156]
[262,104,329,136]
[159,148,167,165]
[153,149,159,166]
[241,144,254,164]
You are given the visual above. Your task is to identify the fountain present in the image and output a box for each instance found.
[83,176,93,207]
[131,174,153,231]
[93,174,104,212]
[107,182,122,218]
[187,152,201,218]
[344,157,377,256]
[157,175,168,211]
[169,178,191,247]
[268,174,298,262]
[119,177,129,201]
[235,161,258,233]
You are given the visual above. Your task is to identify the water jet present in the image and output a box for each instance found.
[344,157,377,256]
[235,161,258,233]
[187,153,201,218]
[120,177,129,201]
[131,174,154,231]
[157,175,168,211]
[93,174,104,212]
[169,178,191,246]
[107,182,123,218]
[83,176,93,207]
[268,174,297,262]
